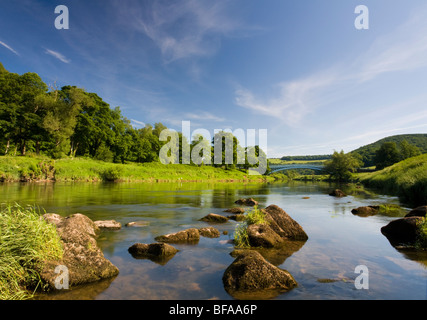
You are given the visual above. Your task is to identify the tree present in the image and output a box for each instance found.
[324,150,362,181]
[399,140,421,161]
[375,142,400,170]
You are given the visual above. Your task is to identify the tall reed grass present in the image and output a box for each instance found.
[0,204,63,300]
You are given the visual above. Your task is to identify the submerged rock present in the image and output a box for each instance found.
[351,206,380,217]
[222,251,297,299]
[125,221,150,227]
[224,208,245,214]
[199,213,229,223]
[329,189,347,197]
[235,198,259,206]
[94,220,122,230]
[198,226,220,238]
[128,243,178,265]
[155,228,200,243]
[41,214,119,290]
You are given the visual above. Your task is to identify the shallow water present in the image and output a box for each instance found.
[2,181,426,300]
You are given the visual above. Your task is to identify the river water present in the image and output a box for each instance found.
[2,181,426,300]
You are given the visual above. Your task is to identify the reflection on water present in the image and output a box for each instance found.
[1,181,425,300]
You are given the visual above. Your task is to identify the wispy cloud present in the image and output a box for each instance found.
[115,0,245,63]
[184,111,225,122]
[0,40,19,55]
[45,49,71,64]
[235,4,427,126]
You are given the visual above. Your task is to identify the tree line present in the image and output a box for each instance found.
[0,63,268,172]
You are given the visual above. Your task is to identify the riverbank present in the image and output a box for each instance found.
[0,156,273,183]
[358,153,427,206]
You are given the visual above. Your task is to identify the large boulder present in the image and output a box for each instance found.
[155,228,200,243]
[405,206,427,218]
[222,251,297,299]
[263,205,308,241]
[381,216,425,247]
[247,224,284,248]
[41,214,119,290]
[128,243,178,265]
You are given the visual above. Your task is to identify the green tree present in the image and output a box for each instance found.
[324,150,362,181]
[375,142,400,170]
[399,140,421,161]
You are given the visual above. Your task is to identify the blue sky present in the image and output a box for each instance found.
[1,0,427,157]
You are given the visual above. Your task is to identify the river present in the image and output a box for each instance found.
[2,181,426,300]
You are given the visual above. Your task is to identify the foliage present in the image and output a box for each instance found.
[415,218,427,249]
[324,150,362,181]
[359,153,427,206]
[279,155,332,161]
[0,204,63,300]
[351,134,427,167]
[233,206,268,248]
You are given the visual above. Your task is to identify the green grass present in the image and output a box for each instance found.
[416,218,427,249]
[234,206,269,248]
[358,153,427,206]
[0,204,63,300]
[0,156,273,183]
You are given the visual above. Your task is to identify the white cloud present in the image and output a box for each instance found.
[116,0,244,63]
[0,40,18,55]
[184,111,225,122]
[235,5,427,127]
[45,49,71,64]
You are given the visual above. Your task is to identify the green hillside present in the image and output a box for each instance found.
[351,134,427,167]
[359,153,427,206]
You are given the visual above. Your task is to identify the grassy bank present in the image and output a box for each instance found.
[0,156,273,183]
[358,153,427,206]
[0,204,63,300]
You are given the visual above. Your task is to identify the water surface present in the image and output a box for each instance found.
[1,181,425,300]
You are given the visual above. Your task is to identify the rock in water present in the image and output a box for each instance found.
[199,213,229,223]
[405,206,427,218]
[381,216,424,247]
[222,251,297,299]
[94,220,122,230]
[198,227,221,238]
[329,189,346,197]
[128,243,178,265]
[155,228,200,243]
[351,206,380,217]
[263,205,308,241]
[41,214,119,290]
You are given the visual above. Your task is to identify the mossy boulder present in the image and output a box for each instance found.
[235,198,259,206]
[41,214,119,290]
[222,251,297,299]
[329,189,346,197]
[263,205,308,241]
[381,216,425,247]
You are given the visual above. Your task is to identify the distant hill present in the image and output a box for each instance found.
[351,134,427,167]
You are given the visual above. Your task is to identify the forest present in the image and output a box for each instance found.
[0,62,266,172]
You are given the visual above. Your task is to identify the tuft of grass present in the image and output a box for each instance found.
[233,206,268,248]
[0,204,63,300]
